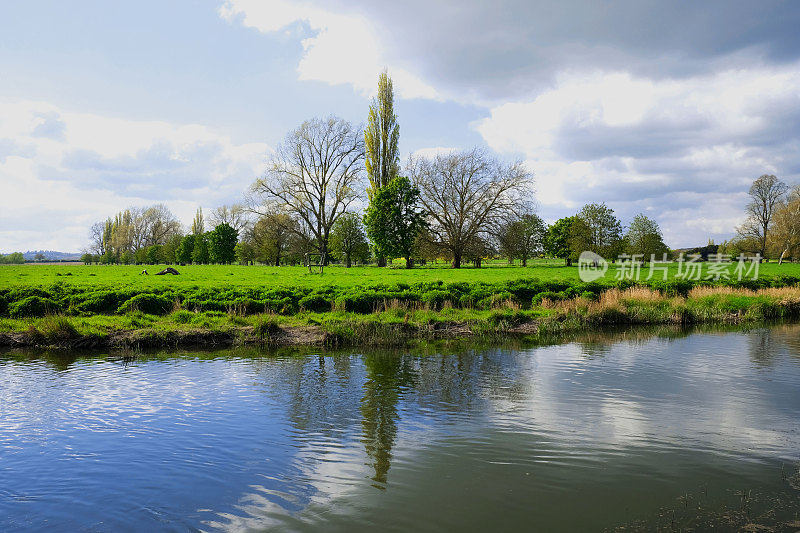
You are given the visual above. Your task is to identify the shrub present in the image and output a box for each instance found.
[171,310,194,324]
[580,290,598,301]
[37,316,79,342]
[73,290,127,314]
[299,293,331,312]
[118,294,173,315]
[253,315,281,340]
[532,291,563,305]
[10,296,60,318]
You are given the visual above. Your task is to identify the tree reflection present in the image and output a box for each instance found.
[360,353,417,487]
[747,328,776,368]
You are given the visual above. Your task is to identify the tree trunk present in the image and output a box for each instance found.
[779,248,787,265]
[377,256,387,267]
[346,254,352,268]
[405,257,413,269]
[320,241,329,266]
[452,253,462,269]
[274,253,280,267]
[474,257,482,268]
[522,256,527,267]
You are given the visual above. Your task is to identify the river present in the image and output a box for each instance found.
[2,325,799,531]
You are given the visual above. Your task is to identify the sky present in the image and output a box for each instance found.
[1,0,799,253]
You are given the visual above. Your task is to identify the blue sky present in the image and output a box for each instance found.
[1,0,799,252]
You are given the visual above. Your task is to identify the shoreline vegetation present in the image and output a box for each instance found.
[4,264,800,349]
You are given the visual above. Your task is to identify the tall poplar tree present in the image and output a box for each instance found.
[365,69,400,266]
[191,207,205,235]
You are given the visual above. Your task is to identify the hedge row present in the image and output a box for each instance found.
[1,275,798,318]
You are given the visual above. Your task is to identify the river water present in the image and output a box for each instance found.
[1,325,799,531]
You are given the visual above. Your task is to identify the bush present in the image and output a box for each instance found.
[37,316,79,342]
[10,296,61,318]
[253,315,281,340]
[299,293,331,312]
[532,291,563,305]
[118,294,173,315]
[73,290,128,314]
[171,310,194,324]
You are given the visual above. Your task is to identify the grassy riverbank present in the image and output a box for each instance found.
[3,284,800,349]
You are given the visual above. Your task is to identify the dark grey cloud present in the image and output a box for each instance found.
[328,0,800,102]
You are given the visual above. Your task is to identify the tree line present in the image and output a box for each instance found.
[83,206,238,265]
[0,253,25,264]
[85,70,671,268]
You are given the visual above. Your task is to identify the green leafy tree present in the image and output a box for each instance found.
[81,253,94,265]
[365,70,400,266]
[235,241,256,265]
[544,216,577,265]
[625,213,669,260]
[146,245,162,265]
[162,233,183,264]
[134,247,148,264]
[191,233,209,264]
[249,213,301,266]
[330,213,370,267]
[176,234,195,264]
[363,176,426,269]
[573,203,623,260]
[505,213,546,266]
[208,223,238,264]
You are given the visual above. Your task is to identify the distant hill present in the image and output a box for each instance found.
[23,250,82,261]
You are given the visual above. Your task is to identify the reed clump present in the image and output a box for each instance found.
[541,285,800,327]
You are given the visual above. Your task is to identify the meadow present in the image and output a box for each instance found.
[0,259,581,289]
[3,259,800,347]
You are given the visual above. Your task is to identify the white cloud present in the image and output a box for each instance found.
[474,65,800,246]
[0,99,269,253]
[218,0,439,100]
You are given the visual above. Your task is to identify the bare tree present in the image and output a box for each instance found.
[737,174,788,259]
[410,148,533,268]
[769,186,800,264]
[210,204,249,233]
[89,222,106,254]
[140,204,182,247]
[251,116,364,263]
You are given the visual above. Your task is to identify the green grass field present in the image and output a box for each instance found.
[0,259,578,289]
[3,259,800,289]
[4,260,800,346]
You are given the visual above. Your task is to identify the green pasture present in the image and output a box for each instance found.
[3,259,800,290]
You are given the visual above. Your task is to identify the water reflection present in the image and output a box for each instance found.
[360,353,416,486]
[1,324,800,531]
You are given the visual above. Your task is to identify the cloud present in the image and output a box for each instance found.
[218,0,439,100]
[474,65,800,246]
[0,99,269,253]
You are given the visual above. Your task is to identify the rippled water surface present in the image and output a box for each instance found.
[2,325,800,531]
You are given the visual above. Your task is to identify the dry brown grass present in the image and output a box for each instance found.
[688,285,800,299]
[544,285,800,317]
